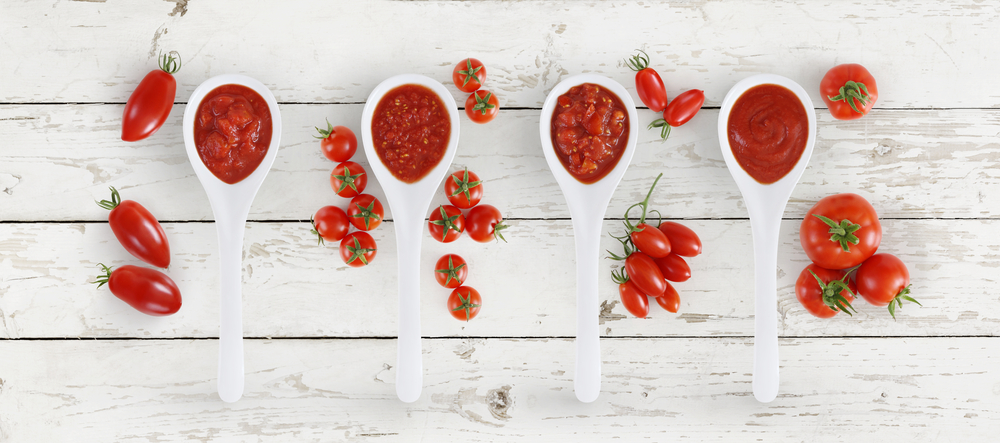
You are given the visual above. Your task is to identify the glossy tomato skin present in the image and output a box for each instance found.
[800,193,882,270]
[122,70,176,142]
[619,280,650,318]
[465,90,499,124]
[448,286,482,321]
[855,253,910,306]
[453,58,486,93]
[658,222,702,257]
[108,200,171,268]
[445,169,483,209]
[313,205,350,243]
[631,223,671,258]
[347,194,384,231]
[320,126,357,163]
[428,205,465,243]
[107,265,182,316]
[820,64,878,120]
[795,264,856,318]
[655,281,680,313]
[330,161,368,198]
[339,231,377,267]
[434,254,468,288]
[625,252,667,297]
[636,68,668,112]
[654,254,691,282]
[663,89,705,127]
[465,204,506,243]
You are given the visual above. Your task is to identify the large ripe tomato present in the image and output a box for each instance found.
[448,286,482,321]
[96,187,170,268]
[655,281,680,313]
[434,254,468,288]
[654,254,691,282]
[625,252,666,297]
[339,232,377,267]
[855,253,920,319]
[465,204,508,243]
[311,205,350,244]
[428,205,465,243]
[453,58,486,93]
[820,64,878,120]
[330,161,368,198]
[624,50,667,112]
[95,264,181,316]
[800,193,882,270]
[465,90,499,124]
[347,194,383,231]
[315,120,357,162]
[630,223,670,258]
[795,264,856,318]
[648,89,705,141]
[444,169,483,209]
[122,52,180,142]
[657,222,702,257]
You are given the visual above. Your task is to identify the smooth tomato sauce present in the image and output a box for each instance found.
[194,84,272,184]
[371,84,451,183]
[551,83,629,184]
[727,84,808,184]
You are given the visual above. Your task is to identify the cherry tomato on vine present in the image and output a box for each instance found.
[655,282,681,313]
[821,63,878,120]
[465,204,508,243]
[347,194,383,231]
[855,253,920,319]
[311,205,350,244]
[648,89,705,141]
[800,193,882,270]
[795,264,856,318]
[94,264,181,316]
[624,49,668,112]
[428,205,465,243]
[624,252,667,297]
[657,222,702,257]
[330,161,368,198]
[612,268,649,318]
[465,90,499,124]
[122,52,181,142]
[434,254,468,289]
[445,169,483,209]
[452,58,486,93]
[654,254,691,283]
[339,232,377,267]
[315,120,357,162]
[448,286,482,321]
[96,187,170,268]
[630,223,670,258]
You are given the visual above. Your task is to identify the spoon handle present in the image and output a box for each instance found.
[216,213,246,403]
[750,216,780,403]
[573,214,603,403]
[394,210,424,403]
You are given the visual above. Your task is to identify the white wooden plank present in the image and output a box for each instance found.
[3,105,1000,221]
[0,338,994,442]
[2,1,999,107]
[2,219,996,339]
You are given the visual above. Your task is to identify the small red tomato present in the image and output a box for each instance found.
[315,120,357,162]
[624,50,668,112]
[657,222,702,257]
[800,193,881,270]
[654,254,691,283]
[96,187,170,268]
[434,254,468,289]
[444,169,483,209]
[95,264,181,316]
[339,232,377,267]
[347,194,384,231]
[122,52,181,142]
[655,282,681,313]
[428,205,465,243]
[465,90,499,124]
[795,264,856,318]
[630,223,671,258]
[453,58,486,93]
[618,279,650,318]
[648,89,705,141]
[448,286,482,321]
[330,161,368,198]
[311,205,350,244]
[855,253,920,319]
[820,63,878,120]
[625,252,667,297]
[465,204,508,243]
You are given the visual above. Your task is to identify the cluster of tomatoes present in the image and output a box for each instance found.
[453,58,500,124]
[624,50,706,141]
[309,123,384,267]
[607,174,703,318]
[795,193,919,319]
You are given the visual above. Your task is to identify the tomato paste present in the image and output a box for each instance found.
[371,84,451,183]
[727,84,808,184]
[550,83,629,184]
[194,84,272,184]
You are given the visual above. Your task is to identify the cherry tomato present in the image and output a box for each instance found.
[347,194,383,231]
[855,253,920,319]
[800,193,882,270]
[820,64,878,120]
[654,254,691,283]
[448,286,482,321]
[445,169,483,209]
[655,282,681,313]
[624,50,667,112]
[465,90,499,124]
[465,204,508,243]
[339,232,377,267]
[625,252,667,297]
[96,187,170,268]
[122,52,180,142]
[648,89,705,141]
[630,223,671,258]
[618,279,650,318]
[315,120,357,162]
[795,264,856,318]
[310,205,350,244]
[452,58,486,93]
[434,254,468,289]
[428,205,465,243]
[657,222,702,257]
[95,264,181,316]
[330,161,368,198]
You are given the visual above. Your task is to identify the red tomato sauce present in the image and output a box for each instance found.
[371,84,451,183]
[727,84,808,184]
[550,83,629,184]
[194,84,273,184]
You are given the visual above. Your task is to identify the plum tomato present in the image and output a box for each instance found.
[330,161,368,198]
[96,187,170,268]
[434,254,468,289]
[795,264,856,318]
[347,194,383,231]
[445,168,483,209]
[311,205,350,244]
[630,223,671,258]
[648,89,705,141]
[465,204,508,243]
[654,254,691,283]
[855,253,920,319]
[611,267,649,318]
[448,286,482,321]
[95,264,181,316]
[122,52,180,142]
[453,58,486,93]
[800,193,881,270]
[655,281,680,313]
[624,50,668,113]
[315,119,357,162]
[466,90,499,124]
[821,64,878,120]
[428,205,465,243]
[625,252,667,297]
[340,231,377,267]
[657,222,702,257]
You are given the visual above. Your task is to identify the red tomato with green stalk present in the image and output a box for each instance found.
[624,49,668,112]
[339,232,377,267]
[821,63,878,120]
[453,58,486,93]
[465,90,499,124]
[96,187,170,268]
[310,205,350,244]
[428,205,465,243]
[657,221,702,257]
[648,89,705,141]
[315,119,357,162]
[655,282,681,313]
[800,193,882,270]
[122,51,181,142]
[94,264,182,316]
[445,169,483,209]
[855,253,920,319]
[330,161,368,198]
[448,286,482,321]
[612,268,650,318]
[622,174,671,258]
[347,194,383,231]
[465,204,508,243]
[795,264,856,318]
[434,254,468,288]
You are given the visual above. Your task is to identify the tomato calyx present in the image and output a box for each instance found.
[809,269,857,316]
[647,118,672,142]
[610,267,631,285]
[309,215,326,246]
[828,80,873,114]
[449,168,482,204]
[350,199,382,230]
[606,230,637,261]
[93,263,114,289]
[623,49,651,71]
[332,165,364,195]
[457,58,483,88]
[813,214,862,252]
[450,289,481,321]
[623,173,664,234]
[886,285,921,320]
[470,91,496,115]
[95,186,123,211]
[343,236,377,266]
[313,118,336,139]
[435,255,467,287]
[430,205,463,242]
[158,51,182,75]
[490,219,509,243]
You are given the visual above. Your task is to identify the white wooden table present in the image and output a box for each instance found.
[2,1,998,441]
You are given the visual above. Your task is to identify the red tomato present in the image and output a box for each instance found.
[654,254,691,282]
[800,193,882,270]
[347,194,383,231]
[315,120,357,162]
[630,223,671,258]
[795,264,856,318]
[428,205,465,243]
[448,286,482,321]
[330,161,368,198]
[465,204,508,243]
[655,281,680,313]
[625,252,667,297]
[122,52,180,142]
[96,187,170,268]
[445,169,483,209]
[648,89,705,141]
[624,50,668,112]
[339,232,377,267]
[855,253,920,319]
[311,205,350,244]
[452,58,486,93]
[618,279,650,318]
[465,90,499,124]
[657,222,702,257]
[434,254,468,288]
[95,264,181,316]
[820,64,878,120]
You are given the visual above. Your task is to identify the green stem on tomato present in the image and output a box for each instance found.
[158,51,182,75]
[95,186,122,211]
[813,214,861,252]
[623,173,663,233]
[809,269,857,316]
[624,49,651,71]
[887,286,921,320]
[827,80,872,114]
[647,119,672,142]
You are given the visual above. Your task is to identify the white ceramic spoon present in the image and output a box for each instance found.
[717,74,816,403]
[183,74,282,403]
[361,74,461,403]
[539,75,639,403]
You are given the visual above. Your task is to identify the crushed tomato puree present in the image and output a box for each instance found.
[727,84,808,184]
[550,83,629,184]
[371,84,451,183]
[194,84,272,184]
